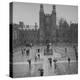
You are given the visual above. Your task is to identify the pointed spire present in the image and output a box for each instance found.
[52,5,56,13]
[40,4,43,9]
[40,4,44,13]
[53,5,55,10]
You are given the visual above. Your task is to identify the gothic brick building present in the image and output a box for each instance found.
[12,22,39,48]
[39,4,56,43]
[12,4,78,48]
[12,4,57,48]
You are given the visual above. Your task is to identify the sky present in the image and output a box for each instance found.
[13,2,78,27]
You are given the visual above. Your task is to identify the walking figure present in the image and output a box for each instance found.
[68,57,70,65]
[27,59,31,69]
[35,56,37,61]
[48,58,52,67]
[26,49,30,56]
[73,46,78,61]
[22,48,26,56]
[75,51,78,61]
[21,48,24,56]
[38,69,44,76]
[38,49,40,53]
[38,54,40,60]
[65,47,67,53]
[53,59,57,69]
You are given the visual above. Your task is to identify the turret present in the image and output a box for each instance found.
[40,4,44,13]
[52,5,56,28]
[52,5,56,13]
[39,4,44,21]
[51,5,56,42]
[39,4,44,42]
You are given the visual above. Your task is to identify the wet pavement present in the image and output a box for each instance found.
[12,45,78,77]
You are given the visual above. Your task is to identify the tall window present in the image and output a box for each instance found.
[13,30,18,40]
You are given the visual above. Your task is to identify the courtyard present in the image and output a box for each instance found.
[12,44,78,78]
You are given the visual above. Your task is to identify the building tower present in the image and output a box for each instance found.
[39,4,44,43]
[52,5,56,29]
[51,5,56,42]
[39,4,56,43]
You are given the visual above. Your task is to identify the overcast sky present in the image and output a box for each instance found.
[13,2,78,26]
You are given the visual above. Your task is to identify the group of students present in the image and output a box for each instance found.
[48,58,57,69]
[21,47,30,57]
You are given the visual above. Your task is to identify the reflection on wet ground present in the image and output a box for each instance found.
[12,45,78,78]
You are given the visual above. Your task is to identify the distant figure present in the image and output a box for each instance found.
[22,48,26,56]
[65,47,67,53]
[26,49,30,56]
[48,58,52,67]
[68,57,70,65]
[38,49,40,53]
[75,51,78,61]
[38,54,40,60]
[38,69,44,76]
[53,59,57,69]
[73,46,78,61]
[21,48,24,56]
[27,59,31,69]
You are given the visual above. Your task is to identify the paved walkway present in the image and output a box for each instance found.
[12,45,78,77]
